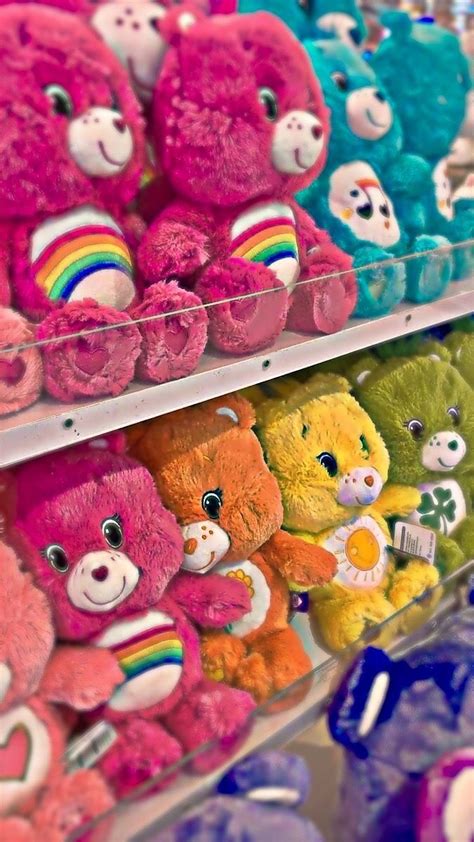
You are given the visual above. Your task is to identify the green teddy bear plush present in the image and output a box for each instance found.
[352,355,474,575]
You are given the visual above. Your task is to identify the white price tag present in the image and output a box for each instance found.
[392,521,437,565]
[65,721,117,773]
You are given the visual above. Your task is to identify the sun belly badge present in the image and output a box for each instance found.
[322,515,389,589]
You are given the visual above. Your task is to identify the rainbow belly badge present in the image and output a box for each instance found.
[30,206,135,310]
[96,610,184,713]
[230,202,300,291]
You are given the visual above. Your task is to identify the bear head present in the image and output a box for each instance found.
[154,11,329,207]
[308,0,368,48]
[303,39,402,172]
[354,357,474,486]
[13,434,183,641]
[127,394,283,572]
[0,4,145,220]
[0,541,54,713]
[255,374,390,535]
[371,13,470,161]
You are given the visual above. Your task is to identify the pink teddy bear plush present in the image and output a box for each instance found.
[0,4,208,406]
[0,540,120,842]
[14,435,256,798]
[139,11,356,355]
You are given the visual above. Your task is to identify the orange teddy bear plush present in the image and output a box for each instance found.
[128,394,336,706]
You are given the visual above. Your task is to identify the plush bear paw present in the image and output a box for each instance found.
[99,719,183,798]
[233,652,273,703]
[0,818,36,842]
[196,258,288,354]
[405,236,453,303]
[311,589,396,652]
[201,632,246,683]
[37,300,141,401]
[287,245,357,333]
[33,769,115,842]
[352,247,406,317]
[130,281,208,383]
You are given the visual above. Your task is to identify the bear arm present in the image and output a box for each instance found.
[167,571,251,627]
[385,155,432,198]
[372,484,421,518]
[120,211,147,251]
[40,645,124,711]
[137,206,213,285]
[289,200,332,261]
[260,529,336,587]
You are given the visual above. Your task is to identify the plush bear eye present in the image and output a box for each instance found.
[447,405,460,425]
[404,418,424,439]
[316,451,338,477]
[360,434,370,455]
[331,72,349,92]
[202,489,223,520]
[259,87,278,122]
[43,84,74,118]
[43,544,69,573]
[102,515,124,549]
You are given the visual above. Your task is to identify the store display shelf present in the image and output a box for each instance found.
[1,277,473,468]
[94,562,472,842]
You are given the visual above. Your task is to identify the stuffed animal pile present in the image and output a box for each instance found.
[0,1,471,418]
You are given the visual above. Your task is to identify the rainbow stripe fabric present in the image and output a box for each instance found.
[32,223,133,302]
[231,214,298,269]
[111,622,184,681]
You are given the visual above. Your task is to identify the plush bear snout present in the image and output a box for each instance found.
[346,87,393,140]
[68,107,134,177]
[181,521,231,573]
[422,431,467,472]
[66,550,140,613]
[272,110,325,175]
[337,467,384,507]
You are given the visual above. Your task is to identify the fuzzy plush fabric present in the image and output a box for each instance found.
[444,331,474,389]
[0,540,117,839]
[253,373,438,652]
[416,748,474,842]
[138,11,355,353]
[354,355,474,574]
[14,436,256,797]
[330,609,474,842]
[0,307,43,415]
[298,40,453,312]
[128,394,335,705]
[36,300,141,401]
[371,13,472,280]
[158,751,325,841]
[131,281,208,382]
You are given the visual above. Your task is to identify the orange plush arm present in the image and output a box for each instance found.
[41,646,124,711]
[260,530,336,588]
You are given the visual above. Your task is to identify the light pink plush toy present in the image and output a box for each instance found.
[14,434,256,798]
[0,4,208,406]
[138,12,356,355]
[0,309,43,416]
[0,540,120,842]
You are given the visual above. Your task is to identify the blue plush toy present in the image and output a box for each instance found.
[237,0,367,47]
[371,13,473,281]
[156,751,325,841]
[328,602,474,842]
[298,40,453,314]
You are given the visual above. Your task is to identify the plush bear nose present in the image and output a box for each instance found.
[113,118,126,134]
[364,475,374,487]
[184,538,198,556]
[92,565,109,582]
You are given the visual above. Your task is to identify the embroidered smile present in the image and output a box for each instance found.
[438,458,456,468]
[366,109,387,129]
[294,149,307,170]
[85,576,126,606]
[98,141,127,167]
[195,551,217,572]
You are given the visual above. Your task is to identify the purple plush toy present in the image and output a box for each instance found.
[416,747,474,842]
[155,751,325,841]
[328,604,474,842]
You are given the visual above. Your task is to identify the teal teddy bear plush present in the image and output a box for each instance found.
[372,13,473,281]
[237,0,366,47]
[298,40,453,315]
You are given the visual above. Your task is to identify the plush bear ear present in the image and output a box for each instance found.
[347,354,381,389]
[380,11,413,40]
[303,372,351,398]
[214,393,256,430]
[159,4,203,47]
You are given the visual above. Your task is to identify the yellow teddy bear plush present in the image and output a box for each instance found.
[254,373,439,652]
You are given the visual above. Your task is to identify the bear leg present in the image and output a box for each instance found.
[130,281,208,383]
[405,235,453,303]
[200,630,247,684]
[164,678,255,773]
[33,768,115,842]
[195,258,288,354]
[98,718,183,798]
[310,587,396,652]
[351,247,406,317]
[37,300,141,402]
[287,243,357,333]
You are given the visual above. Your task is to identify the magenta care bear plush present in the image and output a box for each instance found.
[0,540,120,842]
[138,12,356,355]
[13,435,256,798]
[0,4,208,405]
